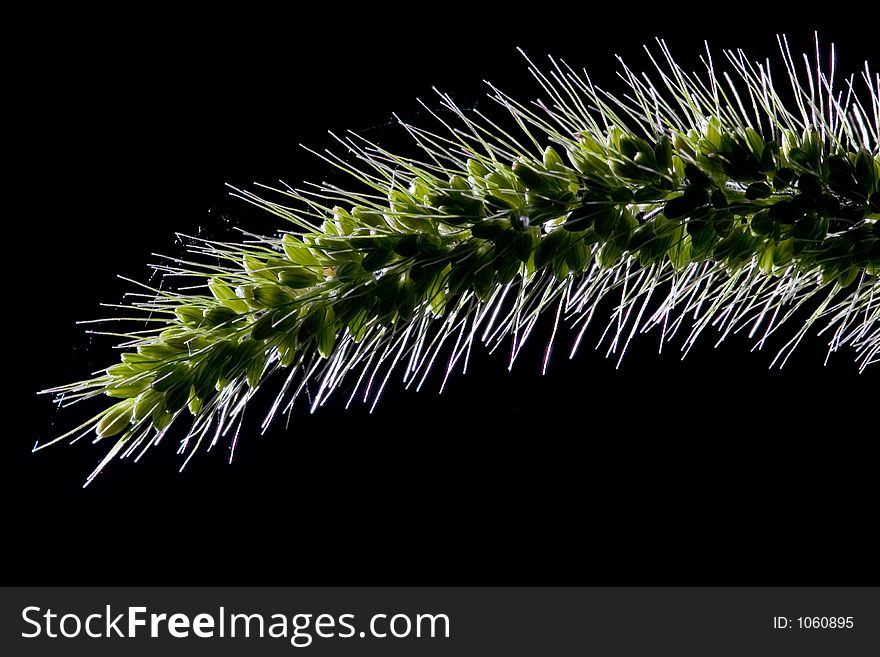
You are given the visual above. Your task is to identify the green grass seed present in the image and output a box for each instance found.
[38,36,879,481]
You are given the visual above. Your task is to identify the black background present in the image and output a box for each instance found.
[6,6,877,584]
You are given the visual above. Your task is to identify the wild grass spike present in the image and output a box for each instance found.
[40,37,879,483]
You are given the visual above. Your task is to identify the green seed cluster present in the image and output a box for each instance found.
[86,120,879,439]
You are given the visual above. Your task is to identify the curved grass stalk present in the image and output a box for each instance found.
[39,37,879,482]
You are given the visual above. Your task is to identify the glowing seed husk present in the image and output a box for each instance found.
[95,400,133,438]
[278,267,320,289]
[277,331,298,367]
[315,319,336,360]
[252,284,292,308]
[188,392,202,416]
[137,343,180,360]
[243,255,277,281]
[159,328,197,351]
[105,377,150,399]
[209,277,250,313]
[152,364,188,393]
[174,306,204,327]
[250,311,278,341]
[120,353,150,368]
[106,363,136,378]
[163,382,190,414]
[133,389,162,422]
[152,408,174,431]
[202,305,239,327]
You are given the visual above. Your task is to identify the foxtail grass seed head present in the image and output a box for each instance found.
[39,37,879,482]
